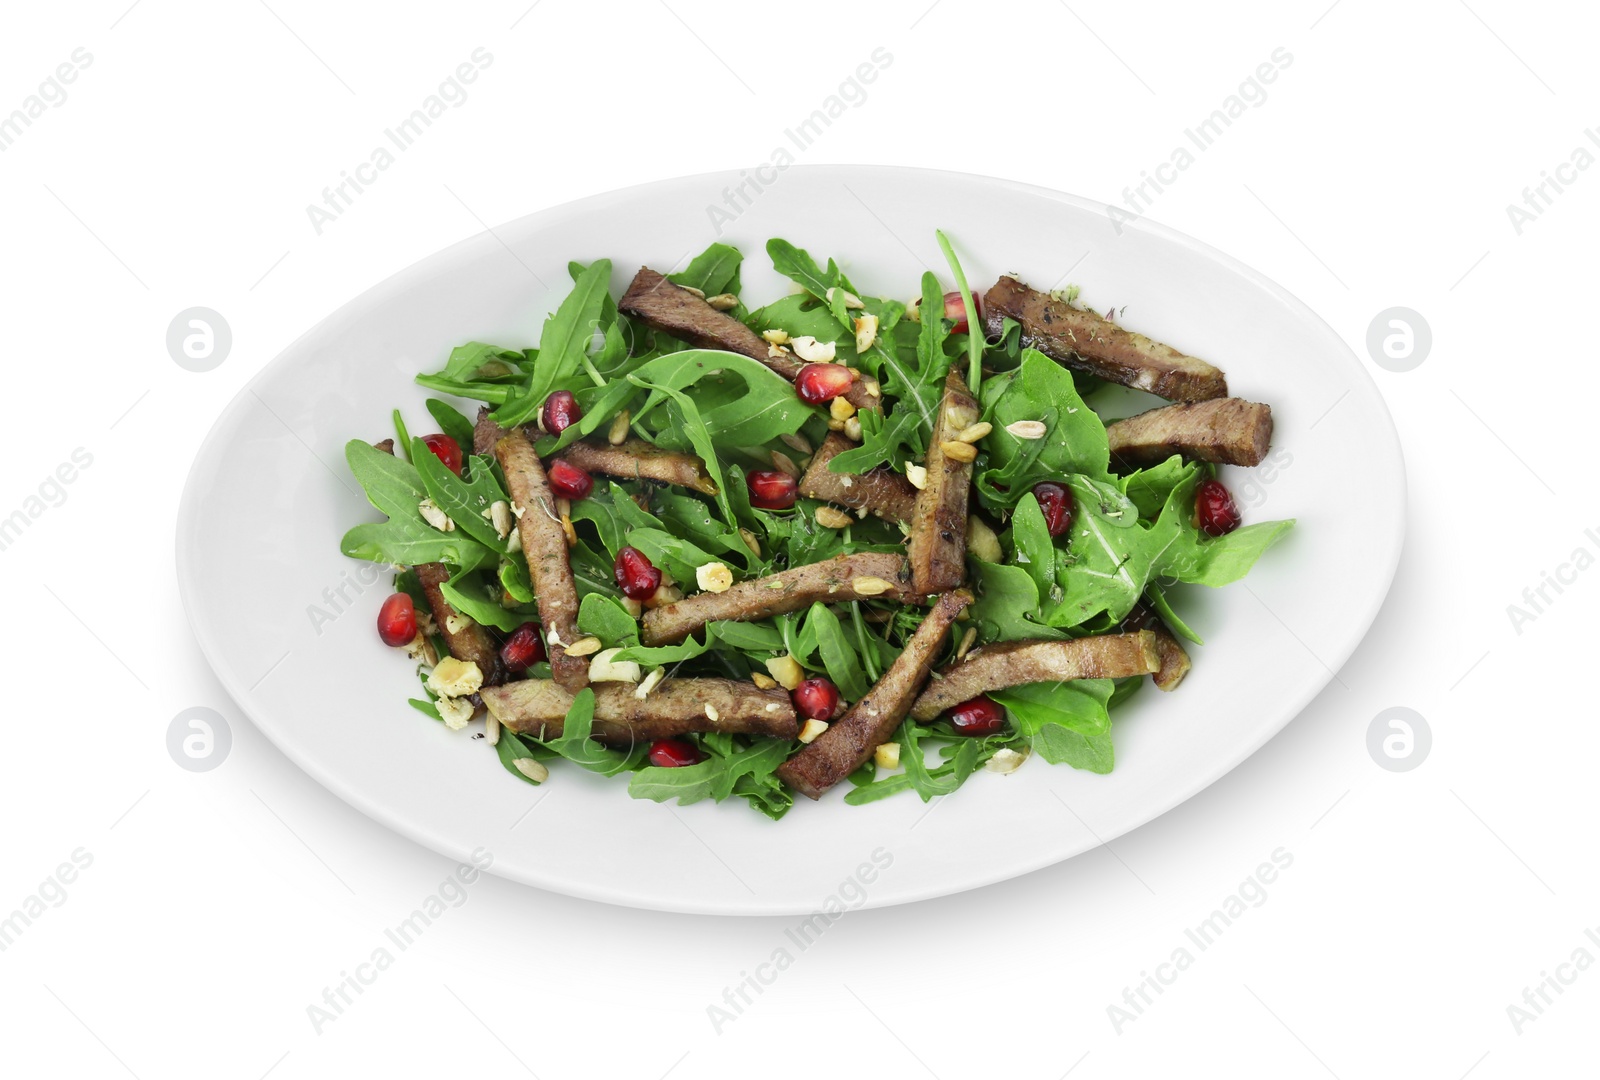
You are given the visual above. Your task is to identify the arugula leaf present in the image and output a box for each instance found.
[994,680,1117,773]
[630,350,811,450]
[392,410,412,460]
[1148,584,1203,645]
[1009,492,1056,599]
[341,440,492,569]
[975,349,1111,512]
[804,602,870,700]
[613,620,784,667]
[623,527,721,587]
[441,342,524,382]
[576,593,640,649]
[439,571,528,632]
[670,242,743,296]
[969,559,1065,642]
[425,399,476,457]
[531,688,643,776]
[493,259,614,426]
[936,229,983,390]
[412,443,509,554]
[628,739,791,813]
[1159,520,1297,588]
[495,730,554,785]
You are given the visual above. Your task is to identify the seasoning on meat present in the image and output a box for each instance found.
[798,432,916,525]
[414,562,507,686]
[983,275,1228,402]
[558,437,718,495]
[1116,602,1192,692]
[909,633,1161,721]
[908,368,979,594]
[481,678,798,742]
[1106,398,1273,469]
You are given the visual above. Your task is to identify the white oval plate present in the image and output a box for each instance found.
[177,167,1403,915]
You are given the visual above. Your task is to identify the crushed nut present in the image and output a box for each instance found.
[1005,420,1047,440]
[506,526,523,554]
[946,402,981,430]
[844,416,862,441]
[814,505,854,529]
[825,287,864,309]
[766,654,805,690]
[562,635,602,657]
[419,498,455,532]
[403,631,438,666]
[619,596,644,618]
[427,657,484,699]
[873,742,901,770]
[862,376,881,398]
[826,417,847,432]
[739,528,761,557]
[513,757,549,783]
[854,313,879,352]
[589,647,642,683]
[770,450,800,477]
[985,746,1031,774]
[645,583,683,609]
[829,397,857,421]
[798,718,830,744]
[488,500,513,540]
[905,463,928,490]
[436,696,475,730]
[967,516,1003,563]
[634,666,666,700]
[761,328,790,345]
[956,626,977,660]
[484,712,501,747]
[940,439,978,463]
[954,421,992,444]
[444,613,473,636]
[751,672,778,690]
[906,296,922,322]
[851,575,894,597]
[678,284,706,298]
[790,336,836,363]
[706,292,739,311]
[608,410,631,445]
[696,562,734,593]
[768,342,793,361]
[705,703,720,723]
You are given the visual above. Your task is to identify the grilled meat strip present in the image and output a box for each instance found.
[983,276,1228,402]
[618,266,877,410]
[495,430,588,693]
[798,432,917,525]
[1106,398,1273,469]
[558,437,718,495]
[414,562,507,686]
[908,369,979,595]
[473,406,514,457]
[1117,603,1192,692]
[909,633,1160,721]
[481,678,798,743]
[778,589,972,800]
[640,552,914,646]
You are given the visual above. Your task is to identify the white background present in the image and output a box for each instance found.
[2,0,1595,1076]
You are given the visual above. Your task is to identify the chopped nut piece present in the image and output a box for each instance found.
[634,666,666,700]
[677,284,706,299]
[814,505,854,529]
[854,313,879,352]
[967,516,1003,563]
[906,296,922,323]
[862,376,882,398]
[444,613,473,636]
[562,635,603,657]
[619,596,644,618]
[506,526,523,554]
[798,718,830,744]
[770,449,800,477]
[905,463,928,490]
[761,328,790,345]
[825,287,864,309]
[829,397,857,421]
[940,439,978,463]
[589,647,642,683]
[1005,420,1047,440]
[780,432,813,455]
[403,631,438,666]
[427,657,484,698]
[739,528,762,557]
[768,342,793,361]
[436,696,475,730]
[705,703,720,722]
[844,416,862,441]
[485,712,501,747]
[419,498,455,532]
[791,336,837,363]
[851,576,894,596]
[706,292,739,311]
[954,421,992,444]
[645,583,684,609]
[513,757,549,782]
[751,672,778,690]
[696,562,734,593]
[608,410,631,445]
[873,742,901,770]
[766,654,805,691]
[956,625,978,661]
[826,417,846,432]
[985,747,1030,774]
[488,500,513,540]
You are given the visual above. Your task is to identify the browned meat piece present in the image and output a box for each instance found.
[373,438,395,455]
[778,590,972,799]
[909,633,1160,721]
[495,431,588,692]
[618,266,877,410]
[1117,603,1192,692]
[414,562,507,686]
[798,432,916,525]
[640,553,914,646]
[558,437,718,495]
[473,406,512,457]
[1106,399,1273,469]
[983,276,1228,402]
[481,678,798,743]
[908,369,979,595]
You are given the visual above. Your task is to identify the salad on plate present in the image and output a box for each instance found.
[340,232,1292,819]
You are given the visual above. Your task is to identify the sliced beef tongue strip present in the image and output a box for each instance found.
[778,589,973,800]
[494,429,589,693]
[557,437,719,495]
[1106,398,1273,469]
[908,368,979,595]
[909,633,1161,721]
[798,432,917,526]
[414,562,507,686]
[982,275,1228,402]
[481,678,799,743]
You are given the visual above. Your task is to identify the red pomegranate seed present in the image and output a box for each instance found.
[943,290,980,335]
[547,459,593,500]
[499,622,546,673]
[420,433,462,476]
[747,469,797,510]
[1031,481,1073,537]
[541,390,581,435]
[1194,479,1242,537]
[792,677,840,721]
[794,362,854,405]
[946,695,1006,736]
[614,546,663,600]
[648,738,705,768]
[377,593,417,647]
